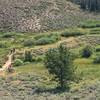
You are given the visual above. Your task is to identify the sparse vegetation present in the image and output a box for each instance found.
[0,0,100,32]
[0,1,100,99]
[61,30,84,37]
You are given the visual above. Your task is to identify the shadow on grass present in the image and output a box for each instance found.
[32,86,70,94]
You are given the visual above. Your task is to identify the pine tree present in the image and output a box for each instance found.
[24,50,33,62]
[45,44,75,89]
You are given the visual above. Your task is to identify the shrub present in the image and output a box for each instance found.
[93,55,100,64]
[14,59,24,66]
[2,33,14,38]
[96,47,100,52]
[0,42,7,48]
[34,34,60,45]
[44,44,75,89]
[61,31,83,37]
[80,45,93,58]
[33,56,44,62]
[34,37,53,45]
[89,28,100,34]
[80,20,100,28]
[23,39,34,47]
[0,64,2,68]
[24,50,33,62]
[34,34,46,40]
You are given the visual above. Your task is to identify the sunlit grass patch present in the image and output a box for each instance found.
[15,63,47,75]
[74,58,100,80]
[74,58,93,65]
[80,20,100,28]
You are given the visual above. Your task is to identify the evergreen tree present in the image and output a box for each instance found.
[45,44,75,89]
[24,50,33,62]
[73,0,100,12]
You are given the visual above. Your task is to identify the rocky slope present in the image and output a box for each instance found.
[0,0,100,32]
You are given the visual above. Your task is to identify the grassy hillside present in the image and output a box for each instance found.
[0,20,100,99]
[0,0,100,32]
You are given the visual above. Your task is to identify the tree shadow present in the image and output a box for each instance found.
[32,86,70,95]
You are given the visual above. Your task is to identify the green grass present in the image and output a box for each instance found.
[15,57,100,81]
[61,30,84,37]
[13,57,100,90]
[15,63,48,75]
[74,58,100,80]
[89,28,100,34]
[80,20,100,28]
[0,23,100,89]
[34,33,60,45]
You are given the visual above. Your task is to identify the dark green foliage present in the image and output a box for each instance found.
[23,39,34,47]
[34,37,53,45]
[61,31,83,37]
[0,64,2,68]
[80,20,100,28]
[33,56,44,62]
[93,55,100,64]
[14,59,24,66]
[45,44,75,88]
[81,45,93,58]
[34,34,60,45]
[2,33,14,38]
[0,42,7,48]
[34,34,46,40]
[90,28,100,34]
[24,50,33,62]
[96,48,100,52]
[80,0,100,12]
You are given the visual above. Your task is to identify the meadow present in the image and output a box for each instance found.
[0,20,100,100]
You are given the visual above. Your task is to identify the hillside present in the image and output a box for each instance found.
[0,0,100,32]
[0,0,100,100]
[0,23,100,99]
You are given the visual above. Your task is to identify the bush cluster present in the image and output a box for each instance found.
[23,39,34,47]
[2,33,14,38]
[0,42,7,48]
[14,59,24,66]
[34,34,46,40]
[24,50,33,62]
[96,47,100,52]
[61,31,84,37]
[90,28,100,34]
[33,56,44,62]
[93,55,100,64]
[80,45,93,58]
[80,20,100,28]
[34,34,60,45]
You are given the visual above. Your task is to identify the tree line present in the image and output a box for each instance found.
[72,0,100,12]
